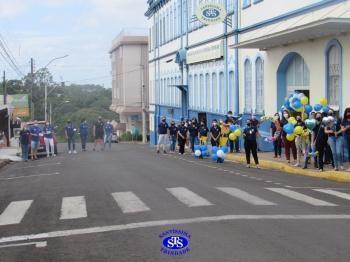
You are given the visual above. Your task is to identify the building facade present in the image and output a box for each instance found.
[145,0,237,145]
[110,30,149,137]
[146,0,350,146]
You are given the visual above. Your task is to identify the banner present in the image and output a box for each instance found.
[0,94,29,117]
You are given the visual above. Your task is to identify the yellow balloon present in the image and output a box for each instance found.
[286,134,295,141]
[229,133,237,141]
[320,97,328,106]
[288,117,297,125]
[300,96,309,105]
[294,126,303,135]
[219,137,228,146]
[234,129,242,137]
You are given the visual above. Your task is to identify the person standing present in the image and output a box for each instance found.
[93,116,104,151]
[225,111,240,153]
[19,125,30,162]
[43,121,55,158]
[80,119,89,151]
[312,113,328,172]
[157,116,169,154]
[210,119,221,147]
[188,119,199,153]
[271,113,282,158]
[281,110,297,164]
[104,120,114,151]
[29,120,41,160]
[65,120,77,154]
[294,115,307,167]
[169,121,178,153]
[243,119,260,169]
[325,115,344,171]
[199,121,209,145]
[177,120,187,155]
[341,107,350,171]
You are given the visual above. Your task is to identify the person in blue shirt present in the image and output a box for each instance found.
[80,119,89,151]
[43,121,55,158]
[19,125,30,161]
[29,120,41,160]
[104,120,114,151]
[65,120,77,154]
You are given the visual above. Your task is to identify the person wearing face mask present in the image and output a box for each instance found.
[312,112,328,172]
[19,124,30,162]
[243,120,260,168]
[270,113,282,158]
[294,115,307,167]
[341,108,350,171]
[65,120,77,154]
[103,120,114,151]
[29,120,41,160]
[79,119,89,152]
[43,121,55,158]
[210,120,221,147]
[281,110,297,164]
[225,111,240,153]
[177,121,188,155]
[325,113,344,171]
[199,121,209,145]
[157,116,169,154]
[169,121,178,153]
[188,118,199,154]
[93,116,104,152]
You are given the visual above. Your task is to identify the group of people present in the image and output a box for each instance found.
[156,111,262,168]
[270,107,350,172]
[19,116,115,161]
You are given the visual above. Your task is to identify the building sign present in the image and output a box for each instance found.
[187,40,224,64]
[196,3,227,26]
[0,94,29,117]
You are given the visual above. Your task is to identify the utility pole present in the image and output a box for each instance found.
[2,71,6,105]
[30,58,34,120]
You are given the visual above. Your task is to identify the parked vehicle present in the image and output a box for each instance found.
[27,121,58,157]
[112,131,119,143]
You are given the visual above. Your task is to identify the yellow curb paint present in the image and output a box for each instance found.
[226,154,350,183]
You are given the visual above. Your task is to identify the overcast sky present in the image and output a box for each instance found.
[0,0,148,88]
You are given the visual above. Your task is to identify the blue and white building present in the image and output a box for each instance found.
[145,0,350,146]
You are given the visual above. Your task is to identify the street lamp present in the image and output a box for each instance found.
[43,55,69,121]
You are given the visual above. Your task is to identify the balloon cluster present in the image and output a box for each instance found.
[194,145,210,158]
[229,125,242,141]
[281,93,330,115]
[211,146,228,162]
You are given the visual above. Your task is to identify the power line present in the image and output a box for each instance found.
[0,34,24,77]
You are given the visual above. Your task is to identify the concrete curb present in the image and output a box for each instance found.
[226,154,350,183]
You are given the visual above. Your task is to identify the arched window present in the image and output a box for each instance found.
[212,73,218,112]
[286,54,309,94]
[189,75,193,109]
[199,74,204,109]
[219,72,226,113]
[206,73,210,110]
[229,71,234,111]
[255,57,264,114]
[244,59,252,113]
[326,41,342,110]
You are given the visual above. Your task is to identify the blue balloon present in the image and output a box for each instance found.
[194,145,201,151]
[283,123,294,134]
[202,150,208,157]
[314,104,322,111]
[211,154,218,161]
[322,106,330,114]
[200,145,207,151]
[229,125,237,132]
[292,97,299,103]
[293,100,302,109]
[305,104,313,114]
[212,146,218,153]
[221,146,228,154]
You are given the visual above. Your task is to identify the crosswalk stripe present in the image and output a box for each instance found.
[217,187,276,206]
[313,189,350,201]
[0,200,33,226]
[167,187,213,207]
[112,192,151,213]
[267,188,337,206]
[60,196,87,220]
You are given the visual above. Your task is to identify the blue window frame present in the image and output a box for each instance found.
[243,0,251,9]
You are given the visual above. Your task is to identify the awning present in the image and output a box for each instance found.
[231,18,350,50]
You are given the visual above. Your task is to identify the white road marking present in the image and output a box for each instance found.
[314,189,350,201]
[167,187,213,207]
[11,163,61,170]
[0,241,47,249]
[112,192,150,213]
[0,172,60,181]
[267,188,337,206]
[0,200,33,226]
[1,214,350,245]
[60,196,87,220]
[217,187,276,206]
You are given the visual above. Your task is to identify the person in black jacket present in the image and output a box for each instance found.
[177,121,188,155]
[19,125,30,162]
[312,112,328,172]
[243,119,260,169]
[169,121,178,153]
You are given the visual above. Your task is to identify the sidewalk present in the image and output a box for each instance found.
[0,147,22,162]
[226,152,350,183]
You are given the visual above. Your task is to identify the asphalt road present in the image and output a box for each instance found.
[0,143,349,262]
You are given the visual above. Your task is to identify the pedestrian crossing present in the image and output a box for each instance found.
[0,187,348,227]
